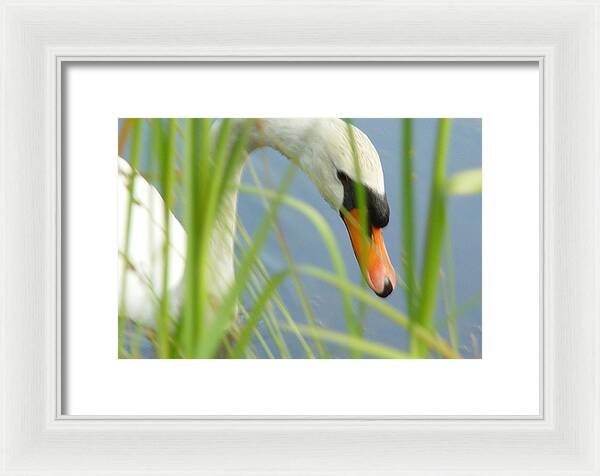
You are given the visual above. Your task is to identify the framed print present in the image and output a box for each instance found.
[61,63,537,417]
[1,1,599,474]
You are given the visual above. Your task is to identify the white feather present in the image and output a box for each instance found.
[118,157,185,325]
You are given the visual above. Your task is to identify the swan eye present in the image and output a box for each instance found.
[336,171,389,228]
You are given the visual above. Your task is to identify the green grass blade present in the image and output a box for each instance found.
[193,119,212,348]
[343,119,368,355]
[446,168,482,196]
[441,222,460,353]
[285,324,410,359]
[401,119,420,354]
[232,271,289,358]
[252,327,275,359]
[416,118,452,357]
[118,118,143,357]
[239,253,291,358]
[157,119,177,358]
[181,119,201,357]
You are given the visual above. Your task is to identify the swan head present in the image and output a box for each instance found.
[270,119,397,298]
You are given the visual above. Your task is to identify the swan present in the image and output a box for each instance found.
[118,118,396,329]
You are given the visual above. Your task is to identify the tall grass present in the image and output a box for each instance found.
[344,118,371,357]
[415,118,452,357]
[118,118,481,359]
[401,119,419,354]
[157,119,176,358]
[118,118,143,358]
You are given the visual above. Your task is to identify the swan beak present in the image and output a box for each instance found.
[342,208,396,298]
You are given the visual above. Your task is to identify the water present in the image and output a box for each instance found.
[122,118,482,358]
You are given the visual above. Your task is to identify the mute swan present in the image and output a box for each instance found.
[119,118,396,328]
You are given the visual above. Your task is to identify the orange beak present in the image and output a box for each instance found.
[342,208,396,298]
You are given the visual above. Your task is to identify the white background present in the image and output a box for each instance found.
[63,63,539,416]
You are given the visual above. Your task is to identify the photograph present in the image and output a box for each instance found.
[118,118,481,359]
[7,1,600,472]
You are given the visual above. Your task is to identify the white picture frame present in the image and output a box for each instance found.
[1,1,598,474]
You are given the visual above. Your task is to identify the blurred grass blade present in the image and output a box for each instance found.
[181,119,202,356]
[286,324,410,359]
[193,119,212,348]
[344,119,368,355]
[118,118,143,357]
[446,168,482,195]
[401,119,420,352]
[157,119,177,358]
[232,271,289,358]
[416,118,452,357]
[442,226,459,353]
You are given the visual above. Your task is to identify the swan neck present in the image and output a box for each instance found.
[247,119,319,160]
[207,119,317,300]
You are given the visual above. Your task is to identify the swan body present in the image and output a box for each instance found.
[118,118,395,328]
[118,157,186,324]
